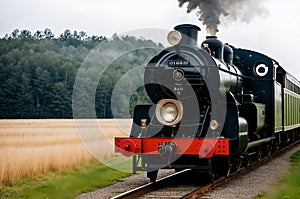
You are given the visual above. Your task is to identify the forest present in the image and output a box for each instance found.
[0,29,163,118]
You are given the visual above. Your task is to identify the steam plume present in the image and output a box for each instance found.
[178,0,268,36]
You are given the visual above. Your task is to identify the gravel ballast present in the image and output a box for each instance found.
[77,145,300,199]
[207,145,300,199]
[77,170,175,199]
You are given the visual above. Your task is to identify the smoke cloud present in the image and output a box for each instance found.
[178,0,268,36]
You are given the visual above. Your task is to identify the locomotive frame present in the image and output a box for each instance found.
[115,24,300,182]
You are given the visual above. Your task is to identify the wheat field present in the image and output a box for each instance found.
[0,119,131,187]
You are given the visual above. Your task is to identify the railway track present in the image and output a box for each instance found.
[111,140,300,199]
[110,169,203,199]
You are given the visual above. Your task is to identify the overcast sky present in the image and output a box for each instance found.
[1,0,300,78]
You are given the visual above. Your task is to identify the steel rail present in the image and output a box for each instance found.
[110,169,191,199]
[181,176,225,199]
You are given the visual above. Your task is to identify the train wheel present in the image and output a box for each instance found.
[223,165,231,178]
[234,159,243,171]
[147,170,158,182]
[273,142,279,153]
[209,172,215,182]
[264,143,272,156]
[237,159,243,170]
[245,156,252,166]
[221,157,231,178]
[257,150,262,161]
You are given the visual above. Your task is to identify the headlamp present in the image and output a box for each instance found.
[167,30,182,46]
[155,99,183,126]
[161,103,178,123]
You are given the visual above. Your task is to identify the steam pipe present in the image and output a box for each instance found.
[246,136,275,151]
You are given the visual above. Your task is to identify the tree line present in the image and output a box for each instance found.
[0,29,163,118]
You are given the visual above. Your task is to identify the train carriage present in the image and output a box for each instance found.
[283,74,300,139]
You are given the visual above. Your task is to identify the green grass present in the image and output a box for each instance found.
[0,156,132,199]
[254,150,300,199]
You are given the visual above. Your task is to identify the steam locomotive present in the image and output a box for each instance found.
[115,24,300,182]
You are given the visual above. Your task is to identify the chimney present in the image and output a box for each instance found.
[174,24,200,46]
[201,36,224,61]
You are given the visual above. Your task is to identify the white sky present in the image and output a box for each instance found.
[0,0,300,78]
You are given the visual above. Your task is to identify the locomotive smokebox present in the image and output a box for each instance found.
[202,36,224,61]
[174,24,200,46]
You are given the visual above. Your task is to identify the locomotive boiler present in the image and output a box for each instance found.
[115,24,300,182]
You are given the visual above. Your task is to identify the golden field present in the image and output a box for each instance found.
[0,119,131,187]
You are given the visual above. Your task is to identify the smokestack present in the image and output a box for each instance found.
[178,0,268,36]
[174,24,201,46]
[202,36,224,61]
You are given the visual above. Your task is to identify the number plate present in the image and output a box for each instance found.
[168,60,190,67]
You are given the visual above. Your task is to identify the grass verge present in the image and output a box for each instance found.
[255,150,300,199]
[0,156,132,199]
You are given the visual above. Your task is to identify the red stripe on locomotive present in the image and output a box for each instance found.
[115,137,229,158]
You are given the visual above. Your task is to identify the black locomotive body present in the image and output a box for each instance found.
[115,24,300,182]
